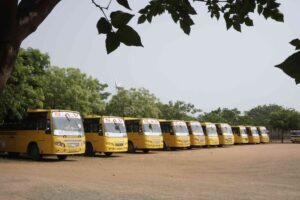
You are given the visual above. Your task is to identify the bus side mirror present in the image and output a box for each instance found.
[98,129,103,136]
[170,129,174,135]
[45,127,51,134]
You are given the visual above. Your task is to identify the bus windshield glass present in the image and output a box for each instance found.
[221,125,233,135]
[52,112,84,136]
[259,127,268,135]
[206,125,217,136]
[143,119,162,136]
[173,121,189,136]
[251,128,259,136]
[190,122,204,135]
[240,127,247,136]
[104,118,127,137]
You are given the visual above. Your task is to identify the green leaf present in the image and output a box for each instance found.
[138,15,146,24]
[257,4,263,15]
[180,20,191,35]
[110,11,134,28]
[275,51,300,84]
[290,39,300,50]
[116,0,131,10]
[244,17,253,26]
[96,17,112,34]
[116,25,143,47]
[271,11,284,22]
[106,32,120,54]
[233,22,241,32]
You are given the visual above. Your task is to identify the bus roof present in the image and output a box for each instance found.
[84,115,123,119]
[27,109,80,114]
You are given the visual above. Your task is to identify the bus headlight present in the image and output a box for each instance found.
[54,141,65,147]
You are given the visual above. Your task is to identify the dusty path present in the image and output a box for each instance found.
[0,144,299,200]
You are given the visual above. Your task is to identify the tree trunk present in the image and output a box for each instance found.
[0,43,20,94]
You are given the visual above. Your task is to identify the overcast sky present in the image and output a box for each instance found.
[21,0,300,112]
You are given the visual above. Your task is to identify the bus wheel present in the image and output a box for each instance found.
[128,142,135,153]
[57,155,68,160]
[142,149,150,153]
[85,143,95,156]
[163,142,169,151]
[28,144,41,161]
[7,152,20,158]
[104,152,113,156]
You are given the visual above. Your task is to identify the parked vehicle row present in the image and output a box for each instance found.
[0,109,271,161]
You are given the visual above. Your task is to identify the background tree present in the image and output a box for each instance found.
[158,100,201,120]
[245,104,284,127]
[0,48,48,121]
[3,0,298,96]
[42,66,110,116]
[199,107,243,124]
[106,87,161,118]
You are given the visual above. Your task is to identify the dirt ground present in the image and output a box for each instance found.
[0,144,299,200]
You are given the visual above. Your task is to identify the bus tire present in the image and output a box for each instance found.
[27,143,41,161]
[128,142,135,153]
[57,155,68,160]
[104,152,113,156]
[85,142,95,156]
[142,149,150,153]
[7,152,20,158]
[163,142,169,151]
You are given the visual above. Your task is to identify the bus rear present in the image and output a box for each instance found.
[84,116,128,156]
[246,126,260,144]
[256,126,270,143]
[125,118,163,153]
[232,126,248,144]
[160,120,190,150]
[201,122,219,146]
[186,121,205,147]
[215,123,234,146]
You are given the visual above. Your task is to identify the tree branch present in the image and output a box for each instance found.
[17,0,61,42]
[0,0,18,43]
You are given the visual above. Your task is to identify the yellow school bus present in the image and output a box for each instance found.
[159,120,190,150]
[245,126,260,144]
[0,109,85,160]
[256,126,270,143]
[215,123,234,146]
[201,122,219,146]
[231,126,249,144]
[186,121,205,147]
[83,116,128,156]
[290,130,300,143]
[124,118,163,153]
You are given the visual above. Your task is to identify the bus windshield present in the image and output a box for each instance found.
[206,125,217,136]
[103,117,127,137]
[52,112,84,136]
[221,125,233,135]
[259,127,268,135]
[104,123,127,137]
[251,128,259,136]
[240,127,247,136]
[190,123,204,135]
[143,123,162,136]
[173,123,189,136]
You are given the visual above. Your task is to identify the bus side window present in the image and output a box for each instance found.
[201,126,207,136]
[187,125,192,135]
[216,126,222,135]
[84,120,91,133]
[125,121,132,133]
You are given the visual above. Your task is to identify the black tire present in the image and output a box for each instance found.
[28,144,41,161]
[85,143,95,156]
[128,142,135,153]
[57,155,68,160]
[170,147,177,151]
[104,152,113,156]
[163,142,169,151]
[142,149,150,153]
[7,152,20,158]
